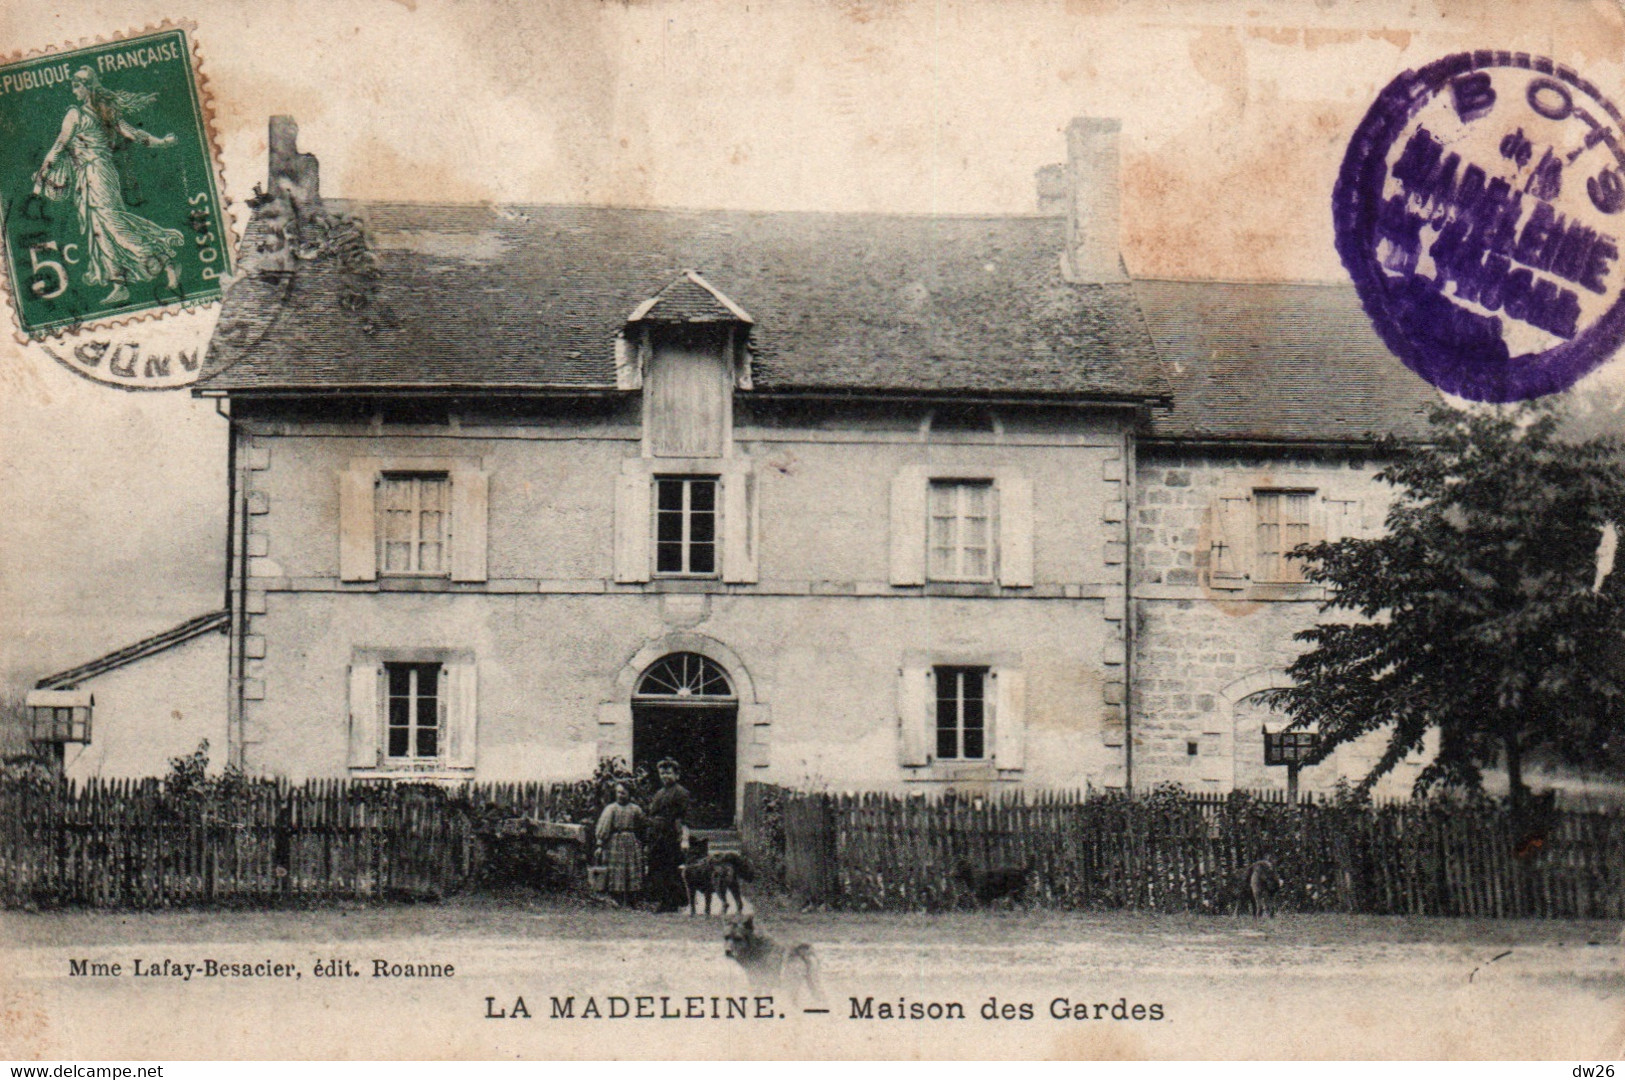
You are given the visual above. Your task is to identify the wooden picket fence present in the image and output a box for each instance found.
[745,783,1625,917]
[0,776,597,909]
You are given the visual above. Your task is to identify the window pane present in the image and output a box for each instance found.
[656,509,684,544]
[657,480,684,512]
[387,685,410,757]
[690,542,715,574]
[963,726,984,760]
[388,665,411,696]
[656,542,684,573]
[690,480,716,513]
[384,509,414,542]
[419,480,444,511]
[936,690,958,759]
[690,505,715,543]
[380,479,411,511]
[937,669,962,760]
[419,542,443,573]
[964,546,989,578]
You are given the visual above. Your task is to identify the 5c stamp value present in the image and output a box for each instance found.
[0,25,231,346]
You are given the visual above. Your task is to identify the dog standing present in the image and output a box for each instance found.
[1236,858,1281,917]
[724,915,822,1006]
[683,851,754,916]
[955,858,1032,906]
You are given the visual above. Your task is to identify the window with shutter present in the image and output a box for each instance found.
[893,468,1032,588]
[340,459,488,584]
[348,650,477,776]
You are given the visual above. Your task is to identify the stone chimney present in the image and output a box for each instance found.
[1056,117,1126,284]
[268,115,321,217]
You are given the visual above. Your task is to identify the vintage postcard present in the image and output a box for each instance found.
[2,0,1623,1063]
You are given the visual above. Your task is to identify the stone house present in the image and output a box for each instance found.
[29,116,1438,818]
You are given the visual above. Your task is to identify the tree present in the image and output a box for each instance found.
[1264,401,1625,807]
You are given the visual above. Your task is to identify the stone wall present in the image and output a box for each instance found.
[1131,448,1429,798]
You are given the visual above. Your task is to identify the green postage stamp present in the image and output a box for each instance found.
[0,25,231,338]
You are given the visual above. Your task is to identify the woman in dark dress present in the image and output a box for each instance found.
[645,759,691,913]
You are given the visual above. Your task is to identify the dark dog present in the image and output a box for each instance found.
[1236,858,1281,917]
[682,851,755,916]
[724,915,822,1005]
[955,859,1031,906]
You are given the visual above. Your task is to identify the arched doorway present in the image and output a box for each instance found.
[632,653,738,827]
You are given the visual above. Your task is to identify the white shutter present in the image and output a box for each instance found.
[347,662,379,768]
[998,473,1034,587]
[614,474,651,583]
[992,668,1026,770]
[339,467,378,582]
[897,664,932,766]
[445,661,478,770]
[889,470,926,586]
[1210,493,1252,588]
[449,468,490,582]
[1324,497,1362,543]
[721,470,759,583]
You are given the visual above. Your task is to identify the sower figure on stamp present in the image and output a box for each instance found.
[32,67,183,304]
[594,781,645,907]
[645,759,691,914]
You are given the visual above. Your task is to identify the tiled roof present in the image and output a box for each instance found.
[199,201,1165,400]
[1134,279,1438,443]
[630,271,753,324]
[35,611,230,690]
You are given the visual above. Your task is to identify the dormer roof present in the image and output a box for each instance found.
[628,270,754,325]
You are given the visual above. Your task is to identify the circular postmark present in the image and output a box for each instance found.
[1334,52,1625,402]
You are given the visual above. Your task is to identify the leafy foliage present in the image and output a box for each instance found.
[163,739,263,808]
[1264,401,1625,802]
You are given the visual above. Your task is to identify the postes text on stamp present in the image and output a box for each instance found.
[1334,52,1625,402]
[0,26,231,343]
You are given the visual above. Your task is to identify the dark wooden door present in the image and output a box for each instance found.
[632,703,738,828]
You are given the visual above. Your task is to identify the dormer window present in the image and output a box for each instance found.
[645,326,732,457]
[626,270,754,460]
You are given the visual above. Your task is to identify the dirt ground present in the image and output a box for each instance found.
[2,893,1621,1060]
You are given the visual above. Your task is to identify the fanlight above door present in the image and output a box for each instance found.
[634,652,735,700]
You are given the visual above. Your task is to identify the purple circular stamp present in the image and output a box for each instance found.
[1334,52,1625,402]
